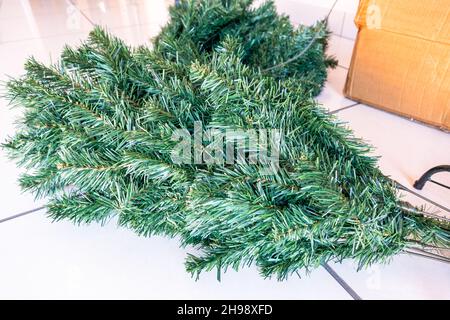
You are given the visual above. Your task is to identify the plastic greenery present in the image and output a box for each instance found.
[2,0,449,280]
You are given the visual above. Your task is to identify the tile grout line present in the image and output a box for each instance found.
[68,0,95,26]
[0,32,88,46]
[0,1,96,46]
[0,206,46,224]
[0,23,161,46]
[321,262,362,300]
[338,34,357,42]
[339,13,346,37]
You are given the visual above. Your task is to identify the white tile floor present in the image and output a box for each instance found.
[0,0,449,299]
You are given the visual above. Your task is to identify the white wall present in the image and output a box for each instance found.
[253,0,360,39]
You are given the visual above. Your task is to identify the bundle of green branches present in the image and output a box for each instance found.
[3,0,449,279]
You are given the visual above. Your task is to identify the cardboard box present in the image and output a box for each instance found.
[344,0,450,130]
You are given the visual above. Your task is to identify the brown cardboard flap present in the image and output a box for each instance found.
[355,0,450,44]
[345,0,450,130]
[345,28,450,130]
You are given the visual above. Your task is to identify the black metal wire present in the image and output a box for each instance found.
[322,262,362,300]
[0,206,46,224]
[329,102,360,115]
[403,249,450,265]
[429,179,450,190]
[413,165,450,190]
[395,180,450,213]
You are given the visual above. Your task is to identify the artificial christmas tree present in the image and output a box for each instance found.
[3,0,449,280]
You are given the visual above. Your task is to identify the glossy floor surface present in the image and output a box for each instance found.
[0,0,449,299]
